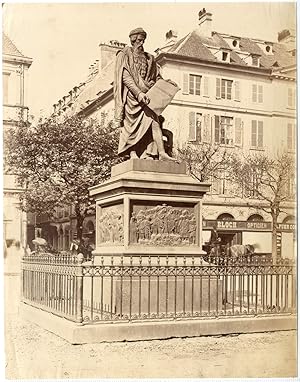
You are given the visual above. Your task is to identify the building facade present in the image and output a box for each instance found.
[3,33,33,260]
[48,10,296,257]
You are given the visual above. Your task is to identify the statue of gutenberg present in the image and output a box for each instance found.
[114,27,176,161]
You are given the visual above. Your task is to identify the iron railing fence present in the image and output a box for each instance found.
[21,253,296,325]
[21,253,81,322]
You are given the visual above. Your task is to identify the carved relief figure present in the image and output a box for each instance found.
[129,212,138,243]
[98,209,124,244]
[131,204,197,246]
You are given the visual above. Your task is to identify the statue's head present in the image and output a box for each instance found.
[129,27,147,52]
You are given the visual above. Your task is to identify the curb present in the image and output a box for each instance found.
[20,302,297,344]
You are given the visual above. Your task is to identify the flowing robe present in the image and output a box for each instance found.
[114,46,161,156]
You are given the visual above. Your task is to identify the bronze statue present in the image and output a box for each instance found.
[114,27,176,161]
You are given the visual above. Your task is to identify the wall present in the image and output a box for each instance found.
[161,61,296,157]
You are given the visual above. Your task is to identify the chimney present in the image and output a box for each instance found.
[198,8,212,38]
[165,30,178,44]
[278,29,296,54]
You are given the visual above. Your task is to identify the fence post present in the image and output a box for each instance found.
[76,253,84,323]
[20,255,25,302]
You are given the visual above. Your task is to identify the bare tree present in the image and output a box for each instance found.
[230,151,296,259]
[177,142,234,182]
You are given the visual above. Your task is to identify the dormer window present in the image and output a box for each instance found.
[232,39,239,48]
[211,47,231,63]
[252,55,260,67]
[244,54,261,67]
[264,44,273,55]
[222,52,229,61]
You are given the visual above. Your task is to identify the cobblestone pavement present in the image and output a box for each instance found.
[5,309,297,379]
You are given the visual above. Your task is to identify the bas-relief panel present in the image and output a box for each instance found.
[97,204,124,245]
[130,203,197,246]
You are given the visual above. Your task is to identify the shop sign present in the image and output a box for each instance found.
[203,220,295,232]
[277,223,296,232]
[203,220,271,231]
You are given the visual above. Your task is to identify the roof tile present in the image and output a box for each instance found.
[163,29,295,70]
[2,33,24,57]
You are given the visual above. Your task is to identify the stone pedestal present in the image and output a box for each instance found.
[88,159,215,318]
[89,159,211,257]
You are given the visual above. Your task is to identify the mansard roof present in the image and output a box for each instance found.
[54,26,296,117]
[73,60,114,114]
[164,29,295,69]
[3,33,24,57]
[2,33,33,67]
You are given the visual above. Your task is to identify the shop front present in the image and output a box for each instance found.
[203,214,296,258]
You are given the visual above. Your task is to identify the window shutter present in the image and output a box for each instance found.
[203,114,211,142]
[258,85,263,103]
[234,117,242,146]
[195,113,202,141]
[234,81,240,101]
[182,73,189,95]
[252,84,257,103]
[251,120,257,147]
[287,123,293,150]
[214,115,220,143]
[227,81,232,100]
[203,76,209,97]
[216,78,221,98]
[258,121,263,147]
[195,76,201,96]
[3,73,10,104]
[188,111,196,141]
[288,88,294,108]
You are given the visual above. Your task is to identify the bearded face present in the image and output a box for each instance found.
[132,34,145,54]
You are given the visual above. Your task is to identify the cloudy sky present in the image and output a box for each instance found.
[2,1,296,118]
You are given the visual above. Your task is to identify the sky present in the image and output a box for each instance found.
[2,1,296,118]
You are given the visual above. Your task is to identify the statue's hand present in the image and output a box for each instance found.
[113,120,122,129]
[166,79,178,87]
[138,92,150,105]
[147,80,155,88]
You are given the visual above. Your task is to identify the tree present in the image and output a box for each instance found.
[230,151,296,259]
[4,113,121,243]
[177,142,234,182]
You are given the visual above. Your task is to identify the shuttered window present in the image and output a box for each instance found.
[203,76,209,97]
[234,81,240,101]
[221,79,232,99]
[287,123,295,151]
[234,118,243,146]
[214,115,233,145]
[183,73,201,95]
[251,120,264,148]
[252,84,263,103]
[188,111,202,142]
